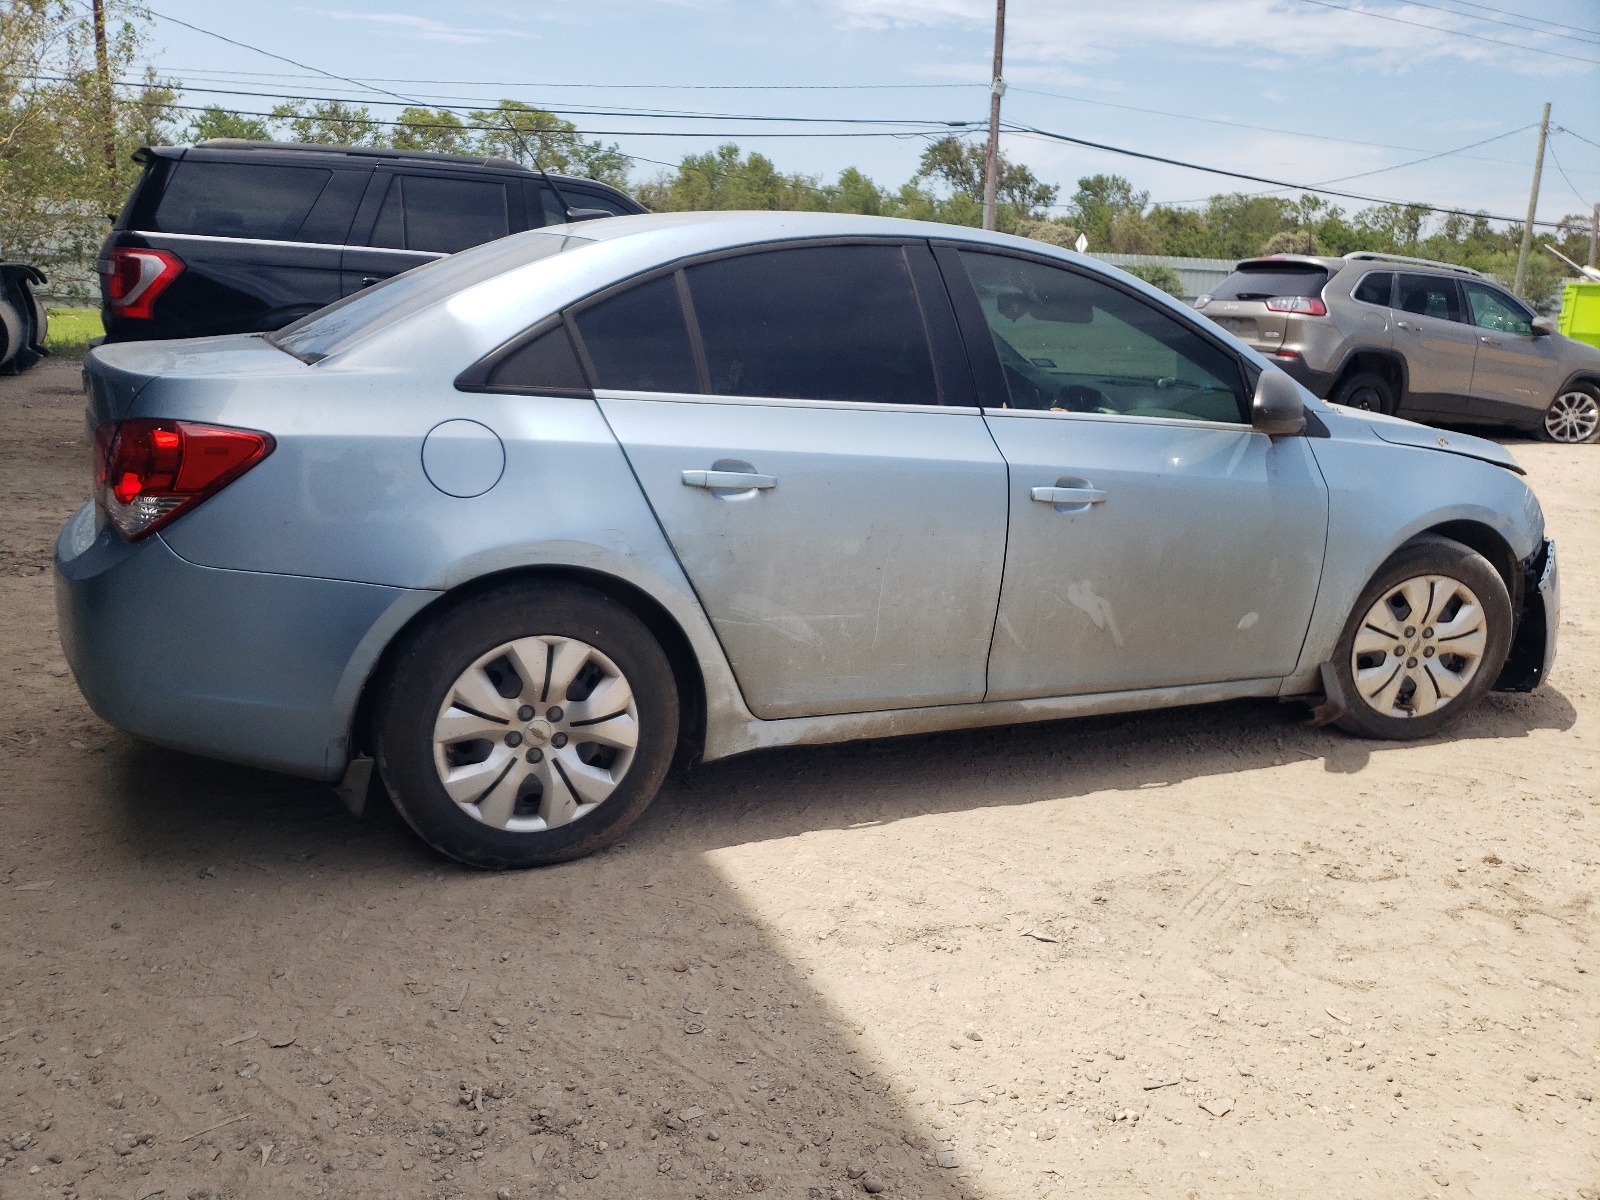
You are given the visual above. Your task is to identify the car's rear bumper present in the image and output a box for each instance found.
[1264,351,1336,398]
[1496,537,1559,692]
[54,503,437,780]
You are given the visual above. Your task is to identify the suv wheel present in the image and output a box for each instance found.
[1332,370,1396,415]
[1329,536,1511,741]
[374,582,679,869]
[1537,384,1600,444]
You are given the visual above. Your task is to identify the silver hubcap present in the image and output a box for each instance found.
[1351,575,1488,719]
[432,636,638,832]
[1544,391,1599,443]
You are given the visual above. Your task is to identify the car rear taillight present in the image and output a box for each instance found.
[1264,295,1327,316]
[93,419,274,541]
[100,248,184,320]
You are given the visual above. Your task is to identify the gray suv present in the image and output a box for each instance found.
[1197,252,1600,443]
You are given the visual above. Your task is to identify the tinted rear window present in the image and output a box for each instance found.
[574,275,699,393]
[152,161,331,240]
[1210,264,1329,301]
[686,245,937,405]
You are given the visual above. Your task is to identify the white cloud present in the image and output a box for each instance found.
[308,9,530,46]
[830,0,1585,75]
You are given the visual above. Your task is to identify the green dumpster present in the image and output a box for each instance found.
[1557,281,1600,350]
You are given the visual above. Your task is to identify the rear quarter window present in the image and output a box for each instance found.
[1211,265,1329,301]
[152,161,332,240]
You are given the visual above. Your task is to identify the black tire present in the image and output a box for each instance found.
[1534,383,1600,444]
[1330,535,1512,740]
[1331,370,1396,415]
[374,581,678,869]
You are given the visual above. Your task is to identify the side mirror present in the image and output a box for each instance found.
[1252,369,1306,436]
[1531,316,1555,337]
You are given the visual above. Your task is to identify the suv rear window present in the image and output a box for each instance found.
[152,161,332,241]
[1210,263,1329,301]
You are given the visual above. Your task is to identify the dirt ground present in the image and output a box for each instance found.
[0,355,1594,1200]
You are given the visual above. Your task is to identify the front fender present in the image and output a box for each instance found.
[1291,426,1543,691]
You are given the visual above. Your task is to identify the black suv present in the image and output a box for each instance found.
[98,139,646,342]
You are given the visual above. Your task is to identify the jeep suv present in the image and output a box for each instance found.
[1197,252,1600,443]
[98,139,646,343]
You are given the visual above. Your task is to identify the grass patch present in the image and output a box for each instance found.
[44,307,103,357]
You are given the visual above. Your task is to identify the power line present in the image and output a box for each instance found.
[1436,0,1600,40]
[152,66,981,91]
[28,73,980,130]
[1546,139,1592,209]
[1292,0,1600,65]
[1560,127,1600,152]
[149,101,954,139]
[1385,0,1600,46]
[1005,121,1573,228]
[141,6,422,105]
[1305,124,1538,185]
[1006,85,1563,171]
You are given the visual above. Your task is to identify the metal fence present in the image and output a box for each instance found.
[1088,253,1237,304]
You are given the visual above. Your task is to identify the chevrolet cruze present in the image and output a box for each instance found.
[56,213,1559,867]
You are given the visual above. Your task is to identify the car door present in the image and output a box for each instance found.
[341,171,516,294]
[939,245,1328,700]
[1391,273,1477,415]
[1463,280,1566,422]
[587,241,1009,719]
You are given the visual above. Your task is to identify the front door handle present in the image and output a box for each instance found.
[683,469,777,490]
[1479,335,1497,345]
[1031,486,1106,506]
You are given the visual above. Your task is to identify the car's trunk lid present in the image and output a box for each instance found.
[84,333,303,424]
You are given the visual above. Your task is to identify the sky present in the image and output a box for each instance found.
[136,0,1600,231]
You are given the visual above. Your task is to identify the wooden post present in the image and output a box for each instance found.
[980,0,1006,232]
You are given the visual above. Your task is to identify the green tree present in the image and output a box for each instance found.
[187,104,270,143]
[1,0,177,298]
[269,100,383,146]
[390,107,473,154]
[914,136,1058,227]
[635,143,822,211]
[469,101,628,187]
[1121,261,1185,297]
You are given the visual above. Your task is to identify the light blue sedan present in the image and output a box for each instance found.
[56,213,1558,867]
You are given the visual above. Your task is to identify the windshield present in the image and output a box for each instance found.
[268,230,591,363]
[1211,264,1329,302]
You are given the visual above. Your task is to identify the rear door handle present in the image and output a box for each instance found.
[1396,320,1419,331]
[1479,335,1497,344]
[682,469,777,490]
[1031,486,1106,506]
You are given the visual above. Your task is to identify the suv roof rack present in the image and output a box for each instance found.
[191,138,529,173]
[1342,251,1486,279]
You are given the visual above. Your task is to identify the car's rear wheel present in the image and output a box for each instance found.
[374,582,678,868]
[1331,370,1396,416]
[1537,384,1600,444]
[1330,536,1511,740]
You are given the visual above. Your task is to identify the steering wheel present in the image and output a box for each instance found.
[1051,383,1109,412]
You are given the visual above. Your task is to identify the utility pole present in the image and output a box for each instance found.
[1512,102,1550,298]
[92,0,117,195]
[1589,201,1598,270]
[980,0,1006,232]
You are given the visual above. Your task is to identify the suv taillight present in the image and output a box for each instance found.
[100,247,184,319]
[94,419,274,541]
[1264,295,1327,316]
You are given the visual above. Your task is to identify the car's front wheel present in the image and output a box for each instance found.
[1537,384,1600,444]
[374,582,679,868]
[1330,536,1512,740]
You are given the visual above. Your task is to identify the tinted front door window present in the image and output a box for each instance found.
[371,175,510,253]
[959,252,1247,423]
[685,245,937,404]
